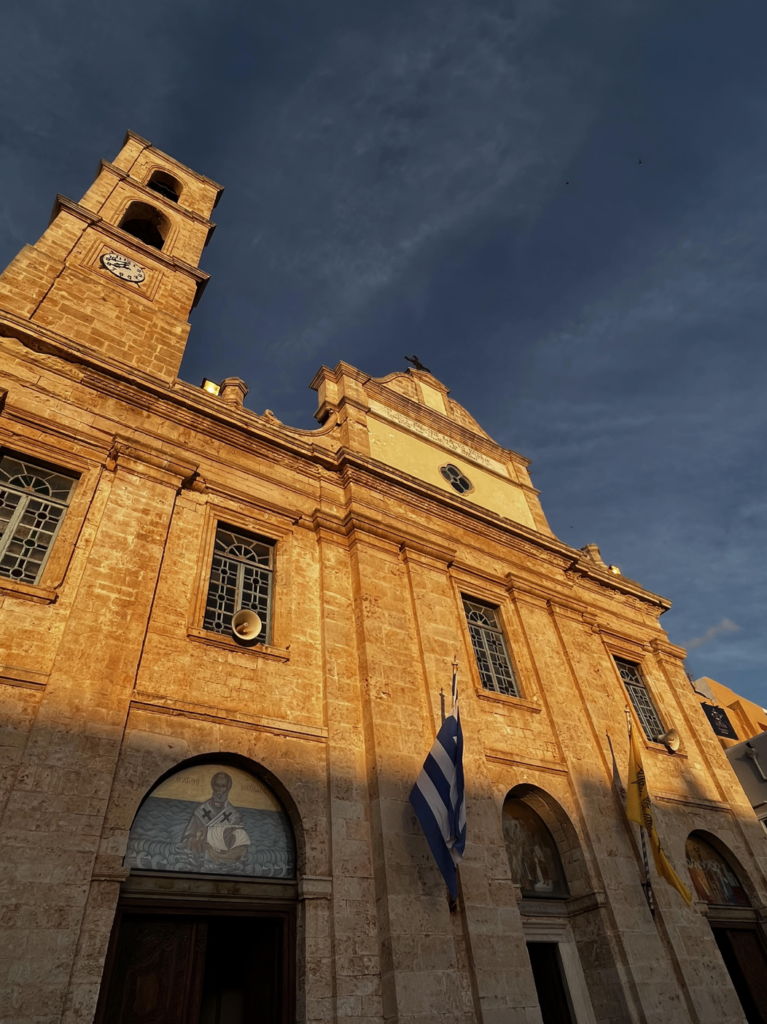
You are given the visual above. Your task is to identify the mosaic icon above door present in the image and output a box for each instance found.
[124,764,294,878]
[685,835,750,907]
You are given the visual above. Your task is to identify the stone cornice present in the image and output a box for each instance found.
[203,482,303,525]
[122,130,225,200]
[485,751,567,775]
[566,556,671,612]
[399,537,457,566]
[505,570,580,609]
[334,454,575,562]
[0,577,57,606]
[49,195,211,304]
[0,322,335,478]
[130,692,327,743]
[309,507,457,563]
[566,891,608,917]
[0,318,673,613]
[107,435,200,489]
[649,636,687,659]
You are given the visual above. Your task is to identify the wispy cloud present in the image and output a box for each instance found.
[686,618,741,650]
[212,0,639,359]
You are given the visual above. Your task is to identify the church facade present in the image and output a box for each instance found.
[0,133,765,1024]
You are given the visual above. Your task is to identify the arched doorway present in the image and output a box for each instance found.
[503,790,598,1024]
[96,761,297,1024]
[686,832,767,1024]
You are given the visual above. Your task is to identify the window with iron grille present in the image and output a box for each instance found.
[203,525,274,644]
[0,454,77,585]
[614,657,664,740]
[463,598,519,697]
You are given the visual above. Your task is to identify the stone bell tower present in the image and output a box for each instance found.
[0,130,222,381]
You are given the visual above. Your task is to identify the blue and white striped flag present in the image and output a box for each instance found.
[409,662,466,899]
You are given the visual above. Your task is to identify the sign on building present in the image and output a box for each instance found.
[702,704,738,740]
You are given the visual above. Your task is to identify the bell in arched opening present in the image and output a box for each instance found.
[147,169,181,203]
[124,762,294,878]
[503,797,570,899]
[118,200,170,250]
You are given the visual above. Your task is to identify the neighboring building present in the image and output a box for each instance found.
[691,675,767,748]
[1,133,767,1024]
[689,676,767,839]
[726,732,767,839]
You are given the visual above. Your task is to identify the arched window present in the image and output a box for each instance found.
[685,833,750,907]
[124,762,295,878]
[503,797,570,899]
[146,169,181,203]
[118,201,169,250]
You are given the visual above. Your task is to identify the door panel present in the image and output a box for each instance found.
[199,918,282,1024]
[97,907,294,1024]
[713,927,767,1024]
[99,917,207,1024]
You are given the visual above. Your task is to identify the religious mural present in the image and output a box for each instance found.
[124,764,294,877]
[503,798,570,899]
[685,835,750,907]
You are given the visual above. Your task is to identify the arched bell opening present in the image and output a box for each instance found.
[686,830,767,1023]
[119,200,170,251]
[503,785,620,1024]
[96,756,299,1024]
[147,169,182,203]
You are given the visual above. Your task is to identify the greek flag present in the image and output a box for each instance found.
[409,664,466,899]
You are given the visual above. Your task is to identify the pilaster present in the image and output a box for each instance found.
[347,527,470,1024]
[0,443,194,1024]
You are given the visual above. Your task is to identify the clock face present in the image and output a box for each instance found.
[101,252,146,283]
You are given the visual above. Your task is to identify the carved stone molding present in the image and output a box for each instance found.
[106,436,199,489]
[566,891,608,917]
[298,875,333,901]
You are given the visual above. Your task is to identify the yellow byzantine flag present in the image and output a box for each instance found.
[626,725,692,905]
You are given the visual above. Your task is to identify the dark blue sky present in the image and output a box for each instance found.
[2,1,765,704]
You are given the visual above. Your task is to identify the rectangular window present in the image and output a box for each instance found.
[0,453,77,585]
[614,657,664,740]
[463,597,520,697]
[203,525,274,644]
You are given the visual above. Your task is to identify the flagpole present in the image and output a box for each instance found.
[409,655,466,914]
[625,706,654,915]
[448,656,460,912]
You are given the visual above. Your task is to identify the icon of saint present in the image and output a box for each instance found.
[182,771,251,863]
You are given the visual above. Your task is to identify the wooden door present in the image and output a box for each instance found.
[712,926,767,1024]
[96,915,207,1024]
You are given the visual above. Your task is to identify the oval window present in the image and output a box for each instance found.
[124,763,294,878]
[440,463,472,494]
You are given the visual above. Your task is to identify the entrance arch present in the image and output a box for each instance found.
[686,831,767,1023]
[96,758,298,1024]
[503,787,598,1024]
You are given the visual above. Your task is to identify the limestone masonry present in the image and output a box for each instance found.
[0,133,765,1024]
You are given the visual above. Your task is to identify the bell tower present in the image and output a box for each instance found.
[0,130,223,381]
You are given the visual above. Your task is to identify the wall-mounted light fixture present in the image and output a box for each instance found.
[201,378,221,396]
[608,565,621,575]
